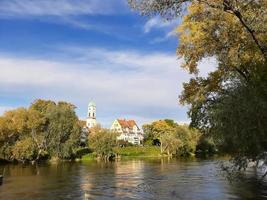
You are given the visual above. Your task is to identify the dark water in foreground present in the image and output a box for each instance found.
[0,158,266,200]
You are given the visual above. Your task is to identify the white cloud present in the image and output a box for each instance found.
[0,48,217,127]
[144,16,180,44]
[144,16,180,33]
[0,0,127,17]
[150,30,178,44]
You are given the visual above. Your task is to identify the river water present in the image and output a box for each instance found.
[0,158,266,200]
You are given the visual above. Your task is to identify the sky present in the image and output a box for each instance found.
[0,0,216,127]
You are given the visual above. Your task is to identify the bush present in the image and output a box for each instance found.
[117,140,133,147]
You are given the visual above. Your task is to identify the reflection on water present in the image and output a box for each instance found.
[0,158,266,200]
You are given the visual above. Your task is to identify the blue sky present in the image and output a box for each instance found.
[0,0,216,127]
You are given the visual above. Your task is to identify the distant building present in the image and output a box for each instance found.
[86,101,97,129]
[110,119,144,145]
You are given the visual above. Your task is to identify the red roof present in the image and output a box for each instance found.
[117,119,138,129]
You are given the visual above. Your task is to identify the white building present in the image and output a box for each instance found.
[110,119,144,145]
[86,101,97,129]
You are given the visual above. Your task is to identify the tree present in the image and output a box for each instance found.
[0,99,82,162]
[0,116,14,161]
[143,120,177,154]
[142,119,201,156]
[129,0,267,171]
[0,108,29,161]
[175,125,200,156]
[45,102,81,159]
[89,129,118,160]
[12,137,38,162]
[208,69,267,159]
[129,0,267,61]
[27,109,48,160]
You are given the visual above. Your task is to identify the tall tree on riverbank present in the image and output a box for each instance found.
[0,99,82,162]
[45,101,81,159]
[129,0,267,168]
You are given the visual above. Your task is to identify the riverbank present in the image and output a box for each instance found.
[81,146,164,161]
[115,146,162,157]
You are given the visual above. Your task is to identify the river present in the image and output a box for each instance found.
[0,158,266,200]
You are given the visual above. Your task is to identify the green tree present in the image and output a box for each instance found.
[27,109,48,160]
[12,137,38,162]
[45,102,81,159]
[89,129,118,160]
[0,99,82,162]
[175,125,200,156]
[143,120,201,156]
[208,69,267,159]
[129,0,267,171]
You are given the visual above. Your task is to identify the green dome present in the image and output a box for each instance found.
[88,101,96,107]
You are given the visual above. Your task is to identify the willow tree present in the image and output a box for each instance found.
[0,99,82,162]
[129,0,267,170]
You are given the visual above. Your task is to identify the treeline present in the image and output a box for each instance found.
[0,98,210,163]
[87,120,214,160]
[0,99,82,163]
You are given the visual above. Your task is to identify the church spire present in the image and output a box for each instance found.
[86,101,97,128]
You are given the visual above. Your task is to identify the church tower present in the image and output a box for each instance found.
[86,101,97,129]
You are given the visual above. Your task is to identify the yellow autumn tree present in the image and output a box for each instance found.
[129,0,267,171]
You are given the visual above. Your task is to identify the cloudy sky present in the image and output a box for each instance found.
[0,0,216,127]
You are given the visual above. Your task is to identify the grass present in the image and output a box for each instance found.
[114,146,162,157]
[80,153,97,161]
[80,146,164,161]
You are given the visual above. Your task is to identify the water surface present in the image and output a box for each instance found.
[0,158,266,200]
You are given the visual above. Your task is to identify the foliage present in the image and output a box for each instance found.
[0,99,82,162]
[75,147,91,158]
[12,137,38,162]
[114,146,161,157]
[196,135,216,155]
[81,153,97,161]
[45,102,81,159]
[129,0,267,171]
[0,108,29,161]
[89,129,118,160]
[129,0,267,60]
[175,125,200,156]
[207,70,267,159]
[142,119,201,156]
[143,119,177,155]
[117,140,133,147]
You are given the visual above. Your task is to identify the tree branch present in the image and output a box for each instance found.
[222,0,266,60]
[197,0,266,60]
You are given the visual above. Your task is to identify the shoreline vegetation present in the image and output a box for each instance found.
[0,100,216,164]
[81,146,169,161]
